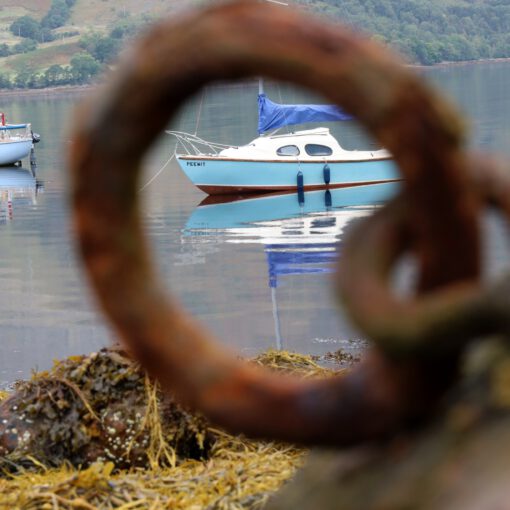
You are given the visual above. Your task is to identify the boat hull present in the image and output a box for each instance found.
[0,140,33,166]
[177,156,399,195]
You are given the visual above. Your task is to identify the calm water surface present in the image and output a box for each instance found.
[0,62,509,387]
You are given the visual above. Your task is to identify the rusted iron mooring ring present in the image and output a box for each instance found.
[338,156,510,359]
[70,0,482,445]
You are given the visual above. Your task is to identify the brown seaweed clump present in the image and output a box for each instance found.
[0,348,213,472]
[0,436,305,509]
[0,348,336,509]
[252,349,342,378]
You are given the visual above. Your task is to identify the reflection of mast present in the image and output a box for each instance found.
[268,246,282,349]
[265,242,338,349]
[270,284,283,350]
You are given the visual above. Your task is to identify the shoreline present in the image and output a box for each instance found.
[411,56,510,69]
[0,83,95,98]
[0,57,509,98]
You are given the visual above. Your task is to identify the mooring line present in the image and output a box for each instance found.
[194,87,206,136]
[138,149,177,192]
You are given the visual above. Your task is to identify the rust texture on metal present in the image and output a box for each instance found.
[337,155,510,359]
[69,0,501,446]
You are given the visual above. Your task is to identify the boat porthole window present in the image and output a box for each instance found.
[305,144,333,156]
[276,145,300,156]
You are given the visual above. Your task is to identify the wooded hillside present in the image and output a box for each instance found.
[300,0,510,64]
[0,0,508,89]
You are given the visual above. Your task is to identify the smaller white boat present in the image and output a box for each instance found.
[169,92,399,195]
[0,113,39,166]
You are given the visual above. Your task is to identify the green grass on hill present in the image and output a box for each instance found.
[1,39,80,74]
[0,0,194,79]
[69,0,184,30]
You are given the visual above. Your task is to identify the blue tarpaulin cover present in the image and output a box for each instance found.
[257,94,352,133]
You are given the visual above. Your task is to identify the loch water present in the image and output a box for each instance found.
[0,62,509,388]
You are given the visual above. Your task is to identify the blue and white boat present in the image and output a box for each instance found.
[0,114,39,166]
[170,93,399,195]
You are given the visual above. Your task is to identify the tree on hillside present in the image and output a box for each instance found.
[13,39,37,54]
[14,69,33,89]
[10,16,41,40]
[0,74,12,89]
[44,64,67,86]
[80,33,121,64]
[70,53,101,82]
[41,0,71,29]
[0,44,10,57]
[9,16,54,44]
[92,37,121,63]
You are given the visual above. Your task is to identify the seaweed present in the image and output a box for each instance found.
[0,349,212,472]
[0,348,341,509]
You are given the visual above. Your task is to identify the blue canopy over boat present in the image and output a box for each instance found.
[257,93,352,133]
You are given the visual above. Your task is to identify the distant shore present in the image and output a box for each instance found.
[411,56,510,69]
[0,57,509,98]
[0,84,94,98]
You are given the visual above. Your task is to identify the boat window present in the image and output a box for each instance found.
[276,145,300,156]
[305,144,333,156]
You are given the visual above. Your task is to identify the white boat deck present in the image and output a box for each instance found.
[176,128,391,162]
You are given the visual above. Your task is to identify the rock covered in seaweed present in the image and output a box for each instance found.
[0,348,213,472]
[0,349,334,509]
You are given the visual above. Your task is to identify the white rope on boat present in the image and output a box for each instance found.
[194,88,206,136]
[138,88,214,192]
[166,130,235,155]
[138,148,177,192]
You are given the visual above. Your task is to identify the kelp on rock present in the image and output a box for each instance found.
[0,348,213,472]
[0,348,341,509]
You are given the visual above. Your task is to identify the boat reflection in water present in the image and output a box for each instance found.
[183,182,399,351]
[0,166,43,224]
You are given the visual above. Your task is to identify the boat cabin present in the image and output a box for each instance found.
[219,128,389,161]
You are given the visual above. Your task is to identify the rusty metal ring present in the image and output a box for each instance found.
[337,155,510,359]
[70,0,479,445]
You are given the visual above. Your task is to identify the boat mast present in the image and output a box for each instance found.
[258,78,264,95]
[259,0,287,94]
